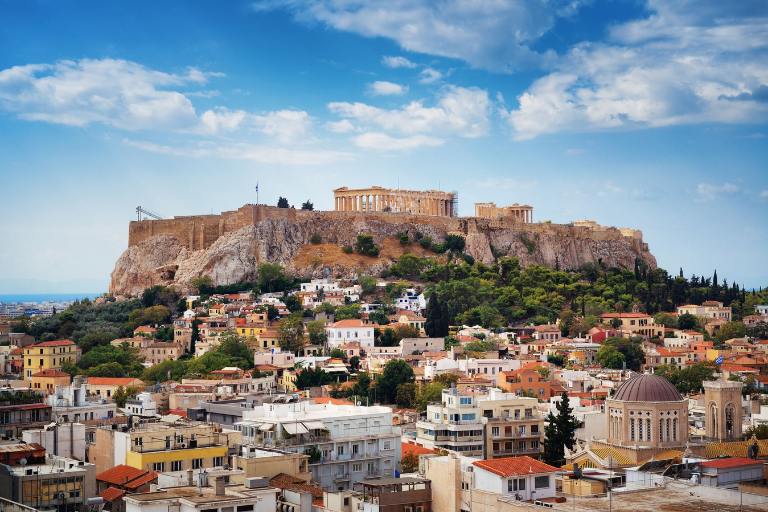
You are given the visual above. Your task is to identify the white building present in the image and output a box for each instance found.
[757,305,768,316]
[125,392,158,417]
[22,422,87,460]
[234,398,401,490]
[400,337,443,355]
[325,319,376,349]
[46,376,116,423]
[471,456,559,502]
[416,388,484,455]
[396,289,426,313]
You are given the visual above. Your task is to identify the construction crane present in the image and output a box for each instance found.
[136,206,163,221]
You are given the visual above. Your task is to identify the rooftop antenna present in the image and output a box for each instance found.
[255,182,259,205]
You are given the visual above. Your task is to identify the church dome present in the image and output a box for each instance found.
[612,374,683,402]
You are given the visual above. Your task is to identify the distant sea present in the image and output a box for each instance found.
[0,293,100,304]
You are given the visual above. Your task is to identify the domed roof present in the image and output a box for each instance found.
[612,374,683,402]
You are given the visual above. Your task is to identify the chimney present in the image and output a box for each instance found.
[213,476,225,496]
[187,469,194,486]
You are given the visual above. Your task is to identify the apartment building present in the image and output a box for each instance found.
[599,313,664,338]
[23,340,81,380]
[677,301,732,323]
[0,443,96,512]
[92,420,241,475]
[480,390,544,459]
[416,388,485,456]
[234,398,401,490]
[46,377,116,423]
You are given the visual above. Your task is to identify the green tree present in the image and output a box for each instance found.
[191,276,213,294]
[715,321,747,343]
[598,337,645,371]
[335,304,361,320]
[301,200,314,210]
[278,314,305,353]
[745,424,768,440]
[416,381,445,411]
[359,276,377,294]
[596,345,625,369]
[354,234,380,257]
[395,383,416,408]
[257,263,292,293]
[543,392,581,466]
[443,234,466,253]
[277,197,289,208]
[306,320,327,344]
[655,362,716,394]
[425,294,448,337]
[678,313,699,330]
[377,360,415,404]
[87,362,126,377]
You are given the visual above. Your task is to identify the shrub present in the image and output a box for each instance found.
[310,233,322,244]
[418,236,433,250]
[354,234,380,257]
[397,232,410,245]
[342,245,353,254]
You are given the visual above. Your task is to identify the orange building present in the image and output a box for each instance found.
[496,367,552,400]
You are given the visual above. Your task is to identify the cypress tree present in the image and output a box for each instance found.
[425,294,443,337]
[543,392,582,466]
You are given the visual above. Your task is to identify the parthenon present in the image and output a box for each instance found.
[333,186,457,217]
[474,202,533,223]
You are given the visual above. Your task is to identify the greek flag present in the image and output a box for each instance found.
[715,355,724,365]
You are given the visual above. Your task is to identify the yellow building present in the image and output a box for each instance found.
[23,339,81,380]
[30,368,71,393]
[87,377,145,399]
[118,422,241,473]
[599,312,663,338]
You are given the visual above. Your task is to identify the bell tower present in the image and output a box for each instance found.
[704,379,743,441]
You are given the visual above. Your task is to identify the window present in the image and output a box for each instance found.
[460,397,471,405]
[237,506,254,512]
[337,446,344,456]
[461,413,475,421]
[192,458,203,469]
[367,462,375,473]
[507,478,526,492]
[171,460,182,471]
[535,476,549,489]
[214,456,224,466]
[492,427,500,437]
[352,463,362,472]
[352,444,359,455]
[152,462,165,471]
[383,441,391,450]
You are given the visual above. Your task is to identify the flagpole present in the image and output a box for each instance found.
[255,183,259,205]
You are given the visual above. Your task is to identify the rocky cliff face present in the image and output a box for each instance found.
[110,211,656,297]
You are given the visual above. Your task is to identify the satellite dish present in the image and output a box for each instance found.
[19,458,27,466]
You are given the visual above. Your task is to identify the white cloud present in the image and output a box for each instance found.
[123,139,352,165]
[328,85,490,138]
[695,182,740,202]
[504,2,768,139]
[0,59,202,130]
[255,0,584,71]
[418,67,443,84]
[325,119,356,133]
[381,55,417,69]
[352,132,443,151]
[368,80,408,96]
[0,58,315,145]
[253,109,312,143]
[565,148,585,156]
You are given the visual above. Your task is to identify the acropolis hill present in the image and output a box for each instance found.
[110,200,656,297]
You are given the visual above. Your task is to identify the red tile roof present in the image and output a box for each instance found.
[329,319,373,328]
[100,487,125,502]
[87,377,143,386]
[97,465,146,485]
[473,456,560,477]
[29,339,77,347]
[124,470,158,490]
[313,397,353,405]
[31,369,71,378]
[402,443,436,460]
[701,457,763,470]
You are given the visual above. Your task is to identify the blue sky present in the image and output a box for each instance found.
[1,0,767,293]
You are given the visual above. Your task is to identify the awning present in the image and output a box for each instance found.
[302,421,328,431]
[283,423,309,435]
[258,423,275,432]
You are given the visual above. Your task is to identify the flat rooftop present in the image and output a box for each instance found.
[547,482,768,511]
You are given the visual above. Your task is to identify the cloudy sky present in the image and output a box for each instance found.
[1,0,767,293]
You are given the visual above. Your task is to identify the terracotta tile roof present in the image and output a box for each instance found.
[600,312,651,319]
[97,465,146,486]
[100,487,125,502]
[31,369,71,378]
[87,377,143,386]
[701,457,763,470]
[313,397,353,405]
[28,339,76,347]
[328,319,370,328]
[124,470,158,490]
[402,443,436,459]
[473,456,559,477]
[269,473,322,500]
[705,439,768,459]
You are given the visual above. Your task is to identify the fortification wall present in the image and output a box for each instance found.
[128,204,647,252]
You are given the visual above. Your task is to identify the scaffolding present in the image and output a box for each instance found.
[450,191,459,217]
